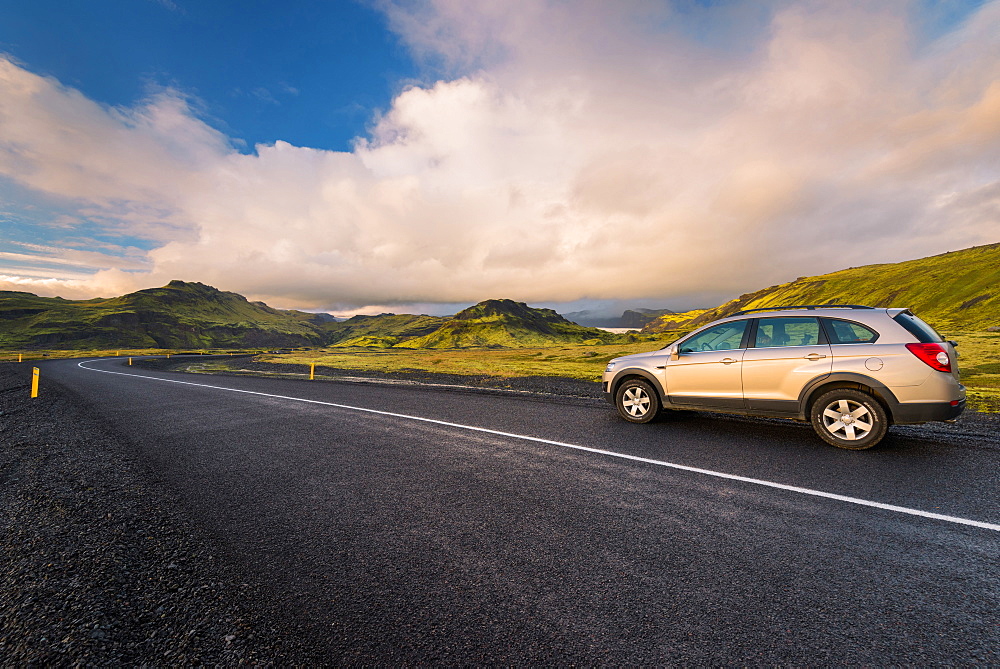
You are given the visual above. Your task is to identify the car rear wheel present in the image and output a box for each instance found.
[615,378,661,423]
[810,388,888,450]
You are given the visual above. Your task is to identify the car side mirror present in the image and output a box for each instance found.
[669,346,680,361]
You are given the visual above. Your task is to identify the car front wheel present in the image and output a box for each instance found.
[615,378,661,423]
[810,388,888,450]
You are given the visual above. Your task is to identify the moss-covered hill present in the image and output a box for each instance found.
[0,281,327,349]
[644,242,1000,334]
[0,286,629,351]
[8,241,995,351]
[323,313,447,348]
[395,299,620,348]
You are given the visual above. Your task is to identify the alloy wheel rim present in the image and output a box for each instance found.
[821,399,874,441]
[623,387,651,417]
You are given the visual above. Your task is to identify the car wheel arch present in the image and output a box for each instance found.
[610,368,666,402]
[800,374,898,422]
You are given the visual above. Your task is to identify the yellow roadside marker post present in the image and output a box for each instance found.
[166,353,171,359]
[30,367,39,398]
[18,353,22,362]
[128,357,132,366]
[310,363,316,380]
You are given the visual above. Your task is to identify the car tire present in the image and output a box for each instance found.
[810,388,888,450]
[615,378,661,423]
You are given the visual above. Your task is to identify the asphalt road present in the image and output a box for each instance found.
[36,356,1000,664]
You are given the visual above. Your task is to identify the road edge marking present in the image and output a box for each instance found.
[77,359,1000,533]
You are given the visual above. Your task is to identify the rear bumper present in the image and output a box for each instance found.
[891,399,965,424]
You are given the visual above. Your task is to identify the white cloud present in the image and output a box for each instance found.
[1,1,999,311]
[0,268,144,299]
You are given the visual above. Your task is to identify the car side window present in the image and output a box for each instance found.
[824,318,879,344]
[679,320,748,353]
[754,317,821,348]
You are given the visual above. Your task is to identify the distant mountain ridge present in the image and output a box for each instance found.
[4,242,996,350]
[394,299,613,348]
[565,308,674,329]
[0,286,623,350]
[323,313,447,348]
[643,242,1000,334]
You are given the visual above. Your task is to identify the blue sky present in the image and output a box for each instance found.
[0,1,997,315]
[0,0,414,152]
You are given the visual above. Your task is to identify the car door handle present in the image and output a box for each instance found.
[720,358,738,365]
[804,353,827,360]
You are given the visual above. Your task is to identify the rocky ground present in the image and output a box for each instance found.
[2,358,997,665]
[0,363,322,665]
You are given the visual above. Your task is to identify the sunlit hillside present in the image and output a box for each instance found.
[0,281,326,349]
[645,242,1000,334]
[395,299,626,348]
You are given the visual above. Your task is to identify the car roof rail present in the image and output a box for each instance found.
[731,304,876,316]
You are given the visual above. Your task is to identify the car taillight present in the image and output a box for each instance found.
[905,342,952,372]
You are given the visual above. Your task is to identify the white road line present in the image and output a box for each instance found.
[78,359,1000,533]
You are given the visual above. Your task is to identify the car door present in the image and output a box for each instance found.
[742,316,832,413]
[664,319,748,409]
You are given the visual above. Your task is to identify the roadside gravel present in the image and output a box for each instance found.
[0,363,321,665]
[138,355,606,399]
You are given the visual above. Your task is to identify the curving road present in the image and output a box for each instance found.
[36,356,1000,663]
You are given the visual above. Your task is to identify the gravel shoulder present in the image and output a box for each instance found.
[136,355,606,399]
[0,363,321,665]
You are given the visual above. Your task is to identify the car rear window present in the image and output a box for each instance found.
[893,311,944,343]
[823,318,879,344]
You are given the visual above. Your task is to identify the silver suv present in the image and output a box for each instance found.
[602,305,965,449]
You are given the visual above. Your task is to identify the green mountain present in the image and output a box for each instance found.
[0,280,326,349]
[644,242,1000,334]
[9,242,994,351]
[323,313,447,348]
[395,299,618,348]
[0,285,625,350]
[313,299,627,348]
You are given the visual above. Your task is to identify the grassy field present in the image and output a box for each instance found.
[947,331,1000,412]
[255,341,665,381]
[5,331,997,412]
[251,330,1000,412]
